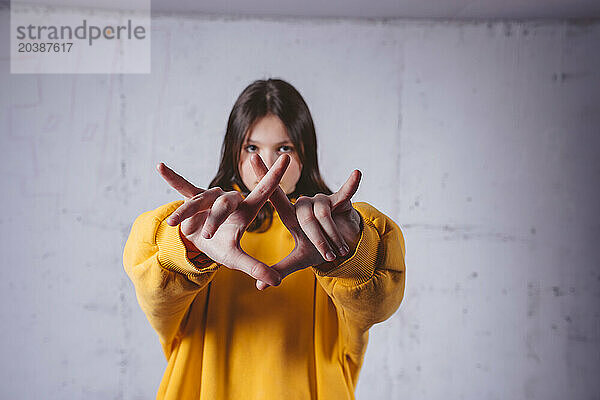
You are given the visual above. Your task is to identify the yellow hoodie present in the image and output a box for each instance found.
[123,188,406,400]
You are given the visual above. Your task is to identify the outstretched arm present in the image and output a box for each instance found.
[311,202,406,365]
[123,200,220,358]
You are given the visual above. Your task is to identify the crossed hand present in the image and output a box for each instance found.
[157,154,363,290]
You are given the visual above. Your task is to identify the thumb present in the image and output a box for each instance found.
[269,242,322,282]
[229,250,282,287]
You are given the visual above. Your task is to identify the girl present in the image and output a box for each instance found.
[123,78,406,399]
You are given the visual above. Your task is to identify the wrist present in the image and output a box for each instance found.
[179,225,200,252]
[345,209,363,254]
[314,250,353,273]
[178,225,218,268]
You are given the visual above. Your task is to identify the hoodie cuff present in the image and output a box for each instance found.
[311,216,379,287]
[155,217,221,277]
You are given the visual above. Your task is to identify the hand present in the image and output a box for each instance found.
[156,154,292,288]
[248,154,363,290]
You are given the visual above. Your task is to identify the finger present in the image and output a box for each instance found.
[268,242,318,281]
[296,198,336,262]
[259,232,326,289]
[313,195,349,256]
[230,250,281,287]
[329,170,362,211]
[179,210,209,237]
[256,280,269,291]
[157,162,204,199]
[167,187,223,226]
[200,192,244,239]
[241,154,290,220]
[250,154,299,230]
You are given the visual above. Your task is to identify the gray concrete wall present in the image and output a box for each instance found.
[1,8,599,399]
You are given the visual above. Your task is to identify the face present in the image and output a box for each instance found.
[238,114,303,195]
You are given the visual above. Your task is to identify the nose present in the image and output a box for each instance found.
[260,152,278,169]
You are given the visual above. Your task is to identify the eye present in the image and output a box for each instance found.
[278,145,294,153]
[244,145,258,152]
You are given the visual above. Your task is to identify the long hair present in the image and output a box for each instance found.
[208,78,332,232]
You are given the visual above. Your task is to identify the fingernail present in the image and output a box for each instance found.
[325,251,336,261]
[339,246,348,256]
[202,230,211,239]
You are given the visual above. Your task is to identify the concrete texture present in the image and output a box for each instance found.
[0,8,599,399]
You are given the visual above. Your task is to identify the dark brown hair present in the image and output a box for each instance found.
[208,78,332,232]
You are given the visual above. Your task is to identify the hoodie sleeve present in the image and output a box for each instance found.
[123,200,221,357]
[311,201,406,368]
